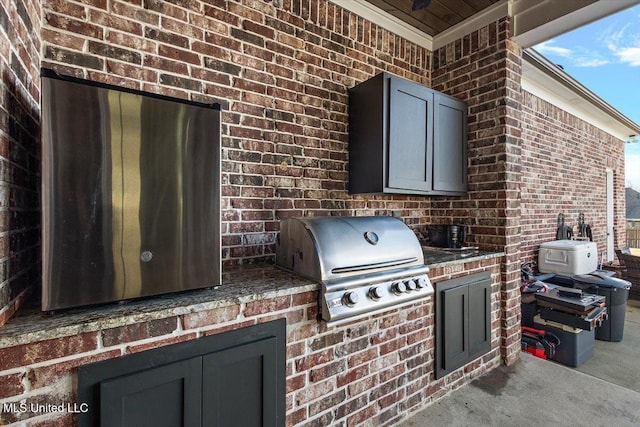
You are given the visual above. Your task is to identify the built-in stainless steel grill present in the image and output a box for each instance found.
[276,216,433,325]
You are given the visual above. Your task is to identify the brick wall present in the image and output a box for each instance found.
[0,0,42,326]
[0,0,630,423]
[39,0,433,269]
[430,18,523,365]
[0,0,439,324]
[0,260,501,426]
[519,91,626,261]
[0,2,508,424]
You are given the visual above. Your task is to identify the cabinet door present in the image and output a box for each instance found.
[202,337,282,427]
[387,76,433,192]
[433,93,467,193]
[100,357,202,427]
[441,284,469,372]
[468,278,491,358]
[435,272,491,379]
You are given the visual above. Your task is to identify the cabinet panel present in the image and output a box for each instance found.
[468,278,491,358]
[348,73,385,194]
[100,358,202,427]
[441,284,468,371]
[388,77,433,192]
[435,272,492,379]
[433,94,468,193]
[202,337,279,427]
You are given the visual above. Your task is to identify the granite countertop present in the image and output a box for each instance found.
[0,264,317,347]
[423,247,504,268]
[1,249,503,346]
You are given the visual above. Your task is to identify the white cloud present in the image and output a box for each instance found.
[535,40,610,68]
[599,21,640,67]
[573,57,609,67]
[535,40,573,57]
[613,46,640,67]
[600,23,630,46]
[536,14,640,69]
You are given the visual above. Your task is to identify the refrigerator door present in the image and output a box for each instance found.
[41,73,221,310]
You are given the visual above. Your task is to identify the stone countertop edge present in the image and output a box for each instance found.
[0,264,317,347]
[0,252,504,347]
[423,249,505,269]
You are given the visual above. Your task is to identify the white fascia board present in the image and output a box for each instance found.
[522,54,639,141]
[512,0,640,48]
[330,0,432,49]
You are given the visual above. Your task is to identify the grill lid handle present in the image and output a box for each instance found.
[331,257,419,274]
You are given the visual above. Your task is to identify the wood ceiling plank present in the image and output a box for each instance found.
[365,0,440,35]
[360,0,502,37]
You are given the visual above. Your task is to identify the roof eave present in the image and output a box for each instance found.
[523,48,640,141]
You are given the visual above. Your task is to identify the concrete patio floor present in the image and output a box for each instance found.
[396,299,640,427]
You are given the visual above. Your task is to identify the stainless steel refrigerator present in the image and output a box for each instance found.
[41,70,221,311]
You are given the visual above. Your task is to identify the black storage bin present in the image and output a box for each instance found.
[521,300,537,327]
[533,316,595,367]
[571,274,631,342]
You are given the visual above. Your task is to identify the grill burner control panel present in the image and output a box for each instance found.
[322,269,433,325]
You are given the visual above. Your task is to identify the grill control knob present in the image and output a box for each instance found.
[405,279,417,291]
[416,277,429,288]
[391,281,407,295]
[343,291,359,306]
[368,286,384,300]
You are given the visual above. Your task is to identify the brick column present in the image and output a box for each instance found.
[431,18,523,365]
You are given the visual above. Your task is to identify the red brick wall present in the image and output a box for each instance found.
[430,18,523,364]
[0,0,628,422]
[0,2,507,425]
[519,91,626,262]
[0,260,501,426]
[0,0,42,326]
[39,0,432,269]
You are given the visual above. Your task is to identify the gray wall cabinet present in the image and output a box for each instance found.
[349,72,468,195]
[435,272,492,379]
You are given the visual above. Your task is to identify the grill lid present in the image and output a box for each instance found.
[276,216,425,281]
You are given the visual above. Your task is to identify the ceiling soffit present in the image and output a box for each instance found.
[336,0,640,50]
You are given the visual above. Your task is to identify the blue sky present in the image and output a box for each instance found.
[533,3,640,190]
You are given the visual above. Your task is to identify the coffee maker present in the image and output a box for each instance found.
[428,224,467,249]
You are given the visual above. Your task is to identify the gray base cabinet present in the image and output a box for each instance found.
[79,319,286,427]
[435,272,491,379]
[349,72,467,195]
[100,358,202,427]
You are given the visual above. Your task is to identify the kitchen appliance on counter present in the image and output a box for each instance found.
[276,216,434,325]
[427,224,467,249]
[41,69,222,311]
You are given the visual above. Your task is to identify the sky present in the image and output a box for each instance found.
[533,3,640,190]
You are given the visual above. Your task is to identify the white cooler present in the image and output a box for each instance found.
[538,240,597,275]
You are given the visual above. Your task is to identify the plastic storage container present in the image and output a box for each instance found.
[533,315,595,367]
[571,273,631,342]
[538,240,597,275]
[521,299,537,328]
